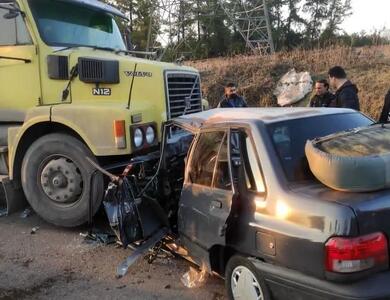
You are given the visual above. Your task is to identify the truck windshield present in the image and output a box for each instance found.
[29,0,126,50]
[266,113,374,182]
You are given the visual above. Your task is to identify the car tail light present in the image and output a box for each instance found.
[114,120,126,149]
[325,232,388,273]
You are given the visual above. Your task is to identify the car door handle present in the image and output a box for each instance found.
[211,200,222,209]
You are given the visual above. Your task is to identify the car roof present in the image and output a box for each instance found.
[172,107,356,131]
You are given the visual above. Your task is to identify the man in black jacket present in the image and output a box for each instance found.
[379,89,390,123]
[309,79,335,107]
[328,66,360,110]
[218,83,247,108]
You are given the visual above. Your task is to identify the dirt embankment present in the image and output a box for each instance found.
[188,45,390,120]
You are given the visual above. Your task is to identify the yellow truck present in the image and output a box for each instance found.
[0,0,204,226]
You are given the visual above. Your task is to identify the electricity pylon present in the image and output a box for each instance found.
[219,0,274,54]
[147,0,275,58]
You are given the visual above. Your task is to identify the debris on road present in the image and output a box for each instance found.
[181,263,209,288]
[30,226,39,234]
[144,239,175,264]
[80,231,117,245]
[22,258,34,268]
[20,207,33,219]
[116,228,168,278]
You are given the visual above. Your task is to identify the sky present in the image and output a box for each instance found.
[341,0,390,34]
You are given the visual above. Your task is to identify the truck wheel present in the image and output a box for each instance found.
[21,133,104,227]
[225,256,270,300]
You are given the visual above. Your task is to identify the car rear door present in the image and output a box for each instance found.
[178,129,234,257]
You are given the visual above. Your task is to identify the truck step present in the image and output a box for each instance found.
[0,176,27,216]
[0,146,8,175]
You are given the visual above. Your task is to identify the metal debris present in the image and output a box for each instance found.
[116,228,167,278]
[144,240,175,264]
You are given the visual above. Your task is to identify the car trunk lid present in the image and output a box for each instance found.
[291,181,390,237]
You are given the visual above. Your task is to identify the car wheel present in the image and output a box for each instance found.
[21,133,104,227]
[225,256,271,300]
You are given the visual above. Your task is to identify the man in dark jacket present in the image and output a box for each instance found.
[379,89,390,123]
[309,79,335,107]
[218,83,247,108]
[328,66,360,110]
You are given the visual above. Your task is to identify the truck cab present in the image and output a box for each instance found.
[0,0,204,226]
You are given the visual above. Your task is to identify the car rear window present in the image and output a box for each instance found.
[266,112,374,182]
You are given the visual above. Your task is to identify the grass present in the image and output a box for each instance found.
[187,45,390,120]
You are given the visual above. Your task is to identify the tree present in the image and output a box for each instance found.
[321,0,352,42]
[106,0,160,51]
[303,0,329,43]
[283,0,306,49]
[103,0,360,59]
[268,0,287,50]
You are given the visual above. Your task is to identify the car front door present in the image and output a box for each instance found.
[178,129,234,262]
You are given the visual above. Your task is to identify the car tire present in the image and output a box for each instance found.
[21,133,104,227]
[225,255,271,300]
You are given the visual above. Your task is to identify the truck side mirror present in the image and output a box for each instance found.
[0,3,24,19]
[3,10,19,19]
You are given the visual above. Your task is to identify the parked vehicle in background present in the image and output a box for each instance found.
[129,108,390,300]
[0,0,205,226]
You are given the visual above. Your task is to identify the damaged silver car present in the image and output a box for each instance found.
[102,107,390,300]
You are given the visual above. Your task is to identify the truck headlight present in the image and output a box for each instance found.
[131,122,157,150]
[145,126,156,144]
[134,128,143,148]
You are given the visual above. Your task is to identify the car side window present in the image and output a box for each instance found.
[213,134,231,190]
[0,7,32,46]
[188,131,226,187]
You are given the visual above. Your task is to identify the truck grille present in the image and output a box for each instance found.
[166,73,202,118]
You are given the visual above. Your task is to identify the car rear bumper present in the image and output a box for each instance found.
[250,258,390,300]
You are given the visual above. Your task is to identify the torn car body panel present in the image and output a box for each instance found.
[104,108,390,299]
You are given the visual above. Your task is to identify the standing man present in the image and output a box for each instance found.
[328,66,360,110]
[309,79,335,107]
[218,83,248,108]
[379,89,390,123]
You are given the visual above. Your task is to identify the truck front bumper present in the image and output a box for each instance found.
[250,258,390,300]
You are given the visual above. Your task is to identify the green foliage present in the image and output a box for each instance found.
[303,0,329,41]
[104,0,388,60]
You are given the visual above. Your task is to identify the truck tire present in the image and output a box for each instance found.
[225,256,271,300]
[21,133,104,227]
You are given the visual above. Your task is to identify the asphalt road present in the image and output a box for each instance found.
[0,211,226,300]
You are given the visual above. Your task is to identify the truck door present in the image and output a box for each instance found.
[178,129,234,260]
[0,5,41,118]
